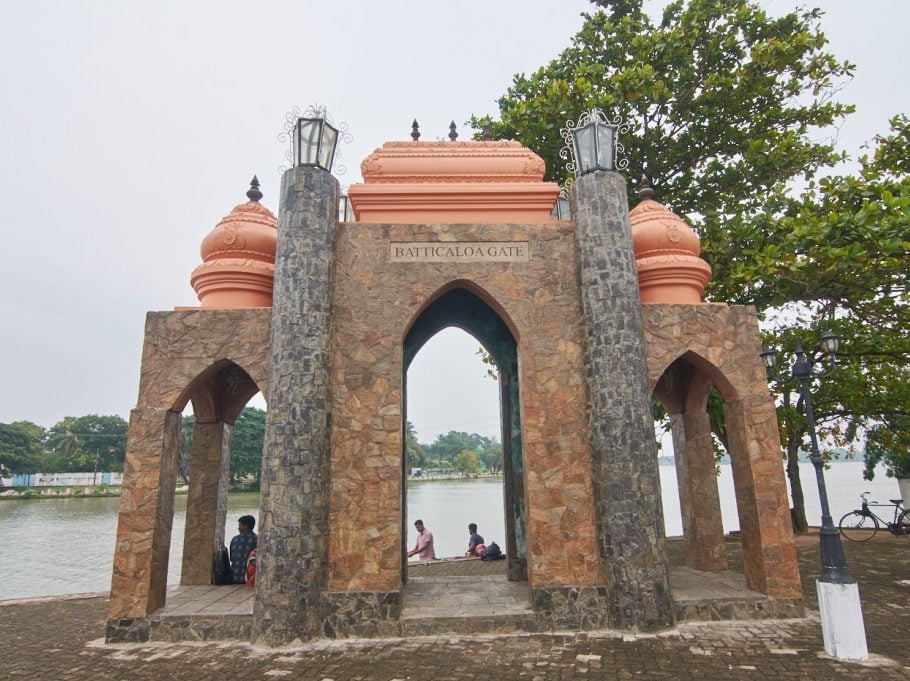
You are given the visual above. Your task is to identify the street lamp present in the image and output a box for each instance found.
[761,330,868,660]
[559,108,629,177]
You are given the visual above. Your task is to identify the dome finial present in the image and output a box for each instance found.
[246,176,263,203]
[638,173,655,201]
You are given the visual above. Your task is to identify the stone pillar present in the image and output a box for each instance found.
[725,396,801,599]
[252,165,338,645]
[107,407,180,637]
[181,421,233,585]
[670,413,727,571]
[571,170,674,631]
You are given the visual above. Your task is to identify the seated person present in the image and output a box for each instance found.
[465,522,485,556]
[229,514,257,584]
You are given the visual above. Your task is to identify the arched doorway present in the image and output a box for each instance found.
[173,359,264,586]
[653,352,732,574]
[402,285,527,582]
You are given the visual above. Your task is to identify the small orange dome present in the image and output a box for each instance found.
[629,178,712,304]
[190,177,278,308]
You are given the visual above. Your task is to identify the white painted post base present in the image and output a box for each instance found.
[816,580,868,660]
[897,478,910,507]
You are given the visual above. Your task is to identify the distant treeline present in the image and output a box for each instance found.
[1,411,500,481]
[406,425,503,475]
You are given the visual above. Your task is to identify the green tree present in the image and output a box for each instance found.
[474,0,853,233]
[863,415,910,481]
[752,117,910,529]
[478,442,504,475]
[46,415,127,473]
[178,414,195,484]
[178,407,266,486]
[425,431,494,465]
[405,420,426,472]
[455,449,482,476]
[230,407,266,484]
[0,421,47,475]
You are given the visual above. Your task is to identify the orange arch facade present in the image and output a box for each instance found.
[107,139,800,645]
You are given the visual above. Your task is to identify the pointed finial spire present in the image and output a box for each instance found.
[411,119,421,141]
[638,173,654,201]
[246,175,263,202]
[448,120,458,141]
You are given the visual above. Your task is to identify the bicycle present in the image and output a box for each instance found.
[838,492,910,541]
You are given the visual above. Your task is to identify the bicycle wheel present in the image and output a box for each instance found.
[897,509,910,538]
[838,511,879,542]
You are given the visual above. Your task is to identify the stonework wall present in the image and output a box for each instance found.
[134,309,271,410]
[108,309,270,625]
[328,221,602,593]
[641,303,801,599]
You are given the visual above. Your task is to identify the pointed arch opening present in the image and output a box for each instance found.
[402,285,527,583]
[165,360,266,589]
[653,351,739,572]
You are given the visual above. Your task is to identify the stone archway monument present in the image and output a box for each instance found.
[106,121,801,645]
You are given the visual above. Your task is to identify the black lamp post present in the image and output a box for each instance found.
[560,108,629,177]
[761,330,854,585]
[294,114,339,171]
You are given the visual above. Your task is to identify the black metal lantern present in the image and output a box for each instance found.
[759,347,777,371]
[295,116,339,171]
[338,195,354,222]
[560,109,628,177]
[551,189,571,220]
[820,329,839,356]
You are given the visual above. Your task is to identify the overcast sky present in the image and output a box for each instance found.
[1,1,908,445]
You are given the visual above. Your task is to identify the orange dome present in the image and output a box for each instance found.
[190,177,278,308]
[629,178,712,304]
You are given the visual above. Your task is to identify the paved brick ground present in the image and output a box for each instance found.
[2,533,908,680]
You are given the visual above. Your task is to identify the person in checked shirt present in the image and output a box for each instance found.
[229,515,258,584]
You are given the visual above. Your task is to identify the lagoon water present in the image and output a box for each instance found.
[0,462,898,600]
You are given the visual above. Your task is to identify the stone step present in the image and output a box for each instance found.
[400,613,540,637]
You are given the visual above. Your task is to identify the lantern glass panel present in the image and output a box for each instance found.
[573,124,597,174]
[297,119,321,165]
[820,330,839,355]
[551,196,571,220]
[318,123,339,171]
[595,125,614,170]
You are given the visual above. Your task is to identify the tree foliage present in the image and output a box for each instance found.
[455,449,482,475]
[863,415,910,481]
[229,407,266,482]
[420,430,502,473]
[0,421,47,474]
[405,421,426,472]
[179,407,267,485]
[473,0,854,243]
[755,116,910,527]
[46,415,127,473]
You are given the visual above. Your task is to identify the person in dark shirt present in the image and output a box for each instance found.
[229,515,257,584]
[465,522,485,556]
